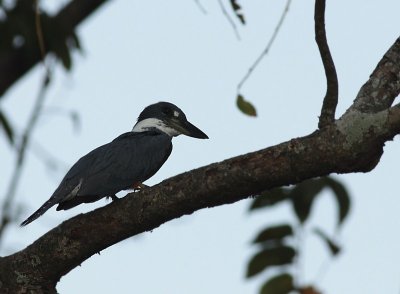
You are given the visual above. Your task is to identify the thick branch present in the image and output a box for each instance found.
[2,101,400,292]
[1,29,400,294]
[0,0,109,98]
[315,0,339,129]
[350,37,400,113]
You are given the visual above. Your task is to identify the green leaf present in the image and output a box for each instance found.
[324,177,351,226]
[260,273,294,294]
[250,188,290,211]
[0,109,14,145]
[229,0,245,24]
[313,228,341,256]
[246,246,296,278]
[253,224,293,244]
[236,94,257,117]
[291,179,325,224]
[289,177,351,226]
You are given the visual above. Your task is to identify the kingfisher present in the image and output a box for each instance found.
[21,102,208,226]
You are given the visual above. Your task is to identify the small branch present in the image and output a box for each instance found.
[0,0,52,246]
[315,0,339,129]
[350,37,400,113]
[237,0,291,93]
[193,0,207,14]
[2,31,400,294]
[34,0,50,80]
[0,75,50,246]
[30,139,69,173]
[218,0,241,40]
[35,0,46,62]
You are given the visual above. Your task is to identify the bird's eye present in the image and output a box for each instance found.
[162,108,172,116]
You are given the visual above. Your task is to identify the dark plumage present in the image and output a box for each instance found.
[21,102,208,226]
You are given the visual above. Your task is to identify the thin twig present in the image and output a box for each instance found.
[35,0,46,60]
[0,0,51,245]
[315,0,338,129]
[237,0,291,93]
[218,0,241,40]
[34,0,50,79]
[193,0,207,14]
[0,76,50,245]
[30,139,69,173]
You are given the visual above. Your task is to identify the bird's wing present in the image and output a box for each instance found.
[70,131,173,198]
[21,131,172,224]
[21,131,173,225]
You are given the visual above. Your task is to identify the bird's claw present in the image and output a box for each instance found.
[133,183,150,192]
[107,194,119,201]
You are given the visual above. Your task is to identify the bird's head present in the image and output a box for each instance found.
[132,102,208,139]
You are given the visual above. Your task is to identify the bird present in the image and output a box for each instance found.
[20,102,208,226]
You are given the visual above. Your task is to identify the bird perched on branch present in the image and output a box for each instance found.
[21,102,208,226]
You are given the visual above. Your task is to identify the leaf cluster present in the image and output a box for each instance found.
[247,176,350,293]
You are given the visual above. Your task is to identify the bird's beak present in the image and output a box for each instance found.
[169,118,209,139]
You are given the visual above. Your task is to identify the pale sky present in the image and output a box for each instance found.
[1,1,400,293]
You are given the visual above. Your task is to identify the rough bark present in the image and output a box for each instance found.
[0,0,109,98]
[0,36,399,293]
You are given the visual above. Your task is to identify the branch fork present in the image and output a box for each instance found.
[1,1,400,293]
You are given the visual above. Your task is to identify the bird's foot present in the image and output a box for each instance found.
[132,183,150,192]
[107,194,119,202]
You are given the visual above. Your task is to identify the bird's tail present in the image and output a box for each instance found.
[20,198,57,226]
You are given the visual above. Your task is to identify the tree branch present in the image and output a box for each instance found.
[193,0,207,14]
[0,34,400,292]
[350,37,400,113]
[237,0,291,93]
[0,75,50,247]
[0,0,109,98]
[315,0,339,129]
[218,0,241,40]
